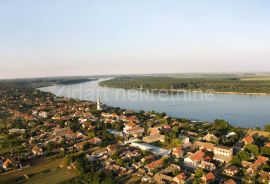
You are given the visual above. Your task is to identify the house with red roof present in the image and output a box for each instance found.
[265,142,270,147]
[247,155,269,174]
[184,150,205,167]
[224,179,237,184]
[201,172,215,184]
[145,159,164,171]
[172,147,184,158]
[2,159,12,170]
[242,136,254,145]
[173,173,187,184]
[89,137,102,145]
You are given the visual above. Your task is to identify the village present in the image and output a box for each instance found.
[0,86,270,184]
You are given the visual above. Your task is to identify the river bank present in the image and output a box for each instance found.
[99,84,270,96]
[39,79,270,128]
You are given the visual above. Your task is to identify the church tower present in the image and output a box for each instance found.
[97,97,102,111]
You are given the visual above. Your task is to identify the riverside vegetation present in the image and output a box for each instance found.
[99,74,270,94]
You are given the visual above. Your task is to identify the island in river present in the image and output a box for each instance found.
[99,74,270,95]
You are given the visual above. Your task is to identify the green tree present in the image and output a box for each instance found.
[88,130,96,138]
[245,144,259,157]
[116,158,123,166]
[213,119,229,131]
[255,126,261,131]
[237,150,250,161]
[46,142,56,152]
[172,126,179,134]
[264,124,270,132]
[193,179,202,184]
[102,175,114,184]
[171,138,182,148]
[260,146,270,156]
[230,156,241,166]
[82,142,90,151]
[194,168,203,178]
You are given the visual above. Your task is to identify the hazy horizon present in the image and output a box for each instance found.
[1,0,270,79]
[3,71,270,81]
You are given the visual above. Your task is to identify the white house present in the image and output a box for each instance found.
[213,146,233,163]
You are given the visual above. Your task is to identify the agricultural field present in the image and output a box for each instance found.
[25,167,76,184]
[0,158,76,184]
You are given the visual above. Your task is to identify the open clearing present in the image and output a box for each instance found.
[0,158,76,184]
[241,77,270,81]
[25,167,76,184]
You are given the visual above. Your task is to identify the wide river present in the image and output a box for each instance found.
[39,78,270,128]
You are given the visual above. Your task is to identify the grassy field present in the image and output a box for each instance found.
[0,145,26,155]
[118,174,141,184]
[0,134,7,139]
[0,158,76,184]
[25,167,76,184]
[241,77,270,81]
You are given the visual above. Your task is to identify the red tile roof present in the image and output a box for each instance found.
[3,159,12,169]
[224,179,237,184]
[145,159,164,170]
[89,137,102,144]
[172,147,183,157]
[253,156,269,168]
[203,172,215,181]
[189,151,205,161]
[242,136,254,144]
[175,173,186,181]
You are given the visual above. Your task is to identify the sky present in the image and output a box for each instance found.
[0,0,270,79]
